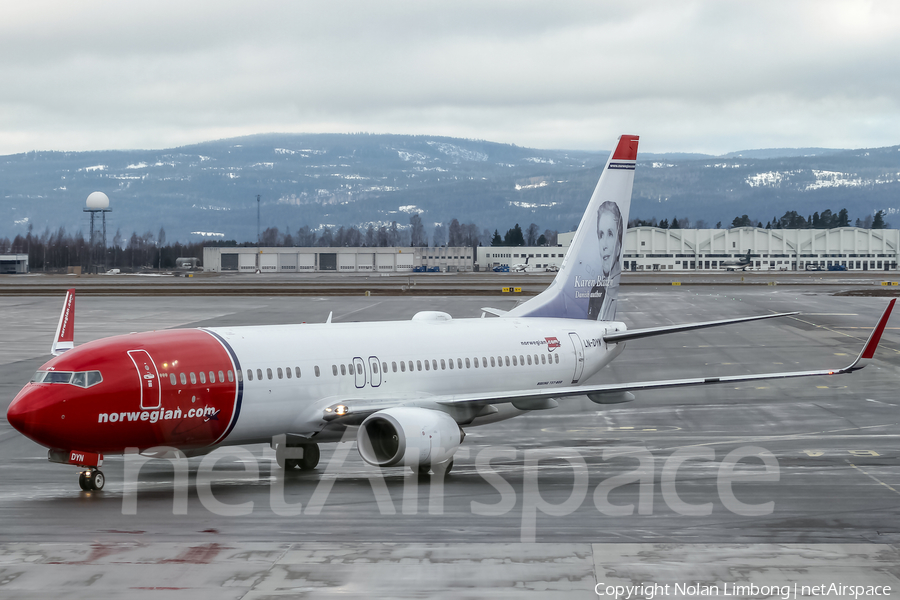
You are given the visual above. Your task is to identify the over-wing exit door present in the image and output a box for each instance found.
[128,349,161,410]
[369,356,382,387]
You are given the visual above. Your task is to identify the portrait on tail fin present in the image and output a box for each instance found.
[587,200,623,320]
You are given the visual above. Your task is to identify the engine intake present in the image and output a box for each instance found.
[357,407,463,468]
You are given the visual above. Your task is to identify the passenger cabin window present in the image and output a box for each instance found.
[218,370,224,383]
[519,355,524,365]
[482,357,487,367]
[392,361,398,373]
[555,354,559,363]
[512,356,517,366]
[382,362,387,373]
[332,365,338,376]
[199,372,206,384]
[408,361,414,372]
[348,364,354,376]
[416,360,422,371]
[527,355,532,365]
[400,361,406,372]
[210,371,216,383]
[315,366,321,377]
[373,363,379,374]
[247,370,253,381]
[277,367,283,379]
[541,355,546,364]
[490,357,495,367]
[458,358,463,369]
[235,370,242,382]
[170,373,177,385]
[295,367,301,378]
[228,370,235,382]
[267,368,273,380]
[285,367,291,379]
[190,372,197,385]
[466,358,471,368]
[424,360,430,371]
[257,369,263,380]
[505,356,510,367]
[340,364,346,376]
[440,359,446,370]
[181,373,188,385]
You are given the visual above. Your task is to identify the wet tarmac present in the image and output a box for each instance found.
[1,284,899,597]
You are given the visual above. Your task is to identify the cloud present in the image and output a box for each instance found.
[2,1,900,155]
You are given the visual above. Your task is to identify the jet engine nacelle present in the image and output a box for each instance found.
[357,407,463,468]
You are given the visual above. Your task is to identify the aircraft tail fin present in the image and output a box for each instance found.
[51,288,75,356]
[507,134,638,321]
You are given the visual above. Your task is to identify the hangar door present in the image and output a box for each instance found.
[319,253,337,271]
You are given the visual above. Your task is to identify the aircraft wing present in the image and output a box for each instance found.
[320,299,894,423]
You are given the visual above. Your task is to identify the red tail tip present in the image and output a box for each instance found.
[612,135,640,161]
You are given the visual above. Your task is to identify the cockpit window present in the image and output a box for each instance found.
[45,372,72,384]
[31,370,102,388]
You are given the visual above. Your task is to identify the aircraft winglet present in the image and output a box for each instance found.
[843,298,895,371]
[51,288,76,356]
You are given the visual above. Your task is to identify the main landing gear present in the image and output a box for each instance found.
[415,459,453,476]
[281,443,320,471]
[78,469,105,492]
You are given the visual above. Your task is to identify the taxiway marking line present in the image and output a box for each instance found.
[847,461,900,497]
[786,314,900,355]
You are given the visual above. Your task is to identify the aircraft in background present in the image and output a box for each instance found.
[511,257,545,273]
[721,249,753,271]
[7,135,895,491]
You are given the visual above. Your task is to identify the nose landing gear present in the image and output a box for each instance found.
[78,469,105,491]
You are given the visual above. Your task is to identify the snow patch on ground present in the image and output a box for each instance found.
[426,141,488,162]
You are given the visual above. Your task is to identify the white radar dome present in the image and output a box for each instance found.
[86,191,110,209]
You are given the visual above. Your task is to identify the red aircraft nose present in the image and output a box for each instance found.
[7,385,37,436]
[7,384,62,448]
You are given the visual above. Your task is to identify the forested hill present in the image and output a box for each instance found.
[2,133,898,243]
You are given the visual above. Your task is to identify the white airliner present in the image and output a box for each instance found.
[7,134,895,492]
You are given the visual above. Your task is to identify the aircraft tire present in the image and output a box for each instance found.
[299,444,319,470]
[90,470,105,491]
[78,472,91,491]
[284,459,299,470]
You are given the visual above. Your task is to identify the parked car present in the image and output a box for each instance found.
[827,264,847,271]
[492,265,509,272]
[426,266,441,272]
[412,266,426,272]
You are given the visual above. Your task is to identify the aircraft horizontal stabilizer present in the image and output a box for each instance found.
[603,311,799,344]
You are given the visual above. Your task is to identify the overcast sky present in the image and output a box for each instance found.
[2,1,899,156]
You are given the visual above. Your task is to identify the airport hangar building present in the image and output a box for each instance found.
[202,227,899,273]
